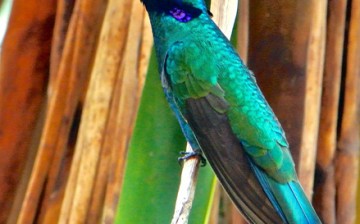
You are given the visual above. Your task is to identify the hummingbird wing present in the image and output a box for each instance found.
[185,95,321,224]
[163,40,321,223]
[163,41,292,181]
[185,95,286,223]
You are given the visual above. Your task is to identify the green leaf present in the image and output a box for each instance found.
[115,49,215,223]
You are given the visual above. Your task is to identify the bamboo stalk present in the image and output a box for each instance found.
[49,0,75,92]
[17,34,75,224]
[38,1,76,223]
[237,0,248,63]
[59,0,137,222]
[18,0,107,222]
[7,102,47,224]
[313,0,348,223]
[39,144,76,224]
[0,0,56,222]
[86,1,152,223]
[336,0,360,223]
[210,0,238,38]
[100,4,152,224]
[298,0,327,197]
[40,0,107,220]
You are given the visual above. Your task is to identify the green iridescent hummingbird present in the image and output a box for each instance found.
[141,0,321,223]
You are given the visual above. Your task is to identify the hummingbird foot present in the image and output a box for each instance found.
[178,150,207,167]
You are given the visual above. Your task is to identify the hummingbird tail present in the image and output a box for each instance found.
[251,162,322,224]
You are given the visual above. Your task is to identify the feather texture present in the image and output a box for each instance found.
[142,0,322,222]
[185,96,285,223]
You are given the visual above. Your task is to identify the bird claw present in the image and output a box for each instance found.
[178,150,207,167]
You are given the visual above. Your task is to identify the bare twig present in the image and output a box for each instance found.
[171,144,201,224]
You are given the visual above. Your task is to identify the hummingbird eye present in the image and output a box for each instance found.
[169,7,192,22]
[166,3,202,23]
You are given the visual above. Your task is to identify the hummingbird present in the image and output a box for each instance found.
[141,0,321,223]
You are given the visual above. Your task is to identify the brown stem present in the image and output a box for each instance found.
[0,0,56,222]
[313,0,348,222]
[336,1,360,223]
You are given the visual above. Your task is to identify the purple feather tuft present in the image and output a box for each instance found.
[169,7,192,22]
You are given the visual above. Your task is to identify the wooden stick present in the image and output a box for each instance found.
[48,0,75,93]
[171,144,201,224]
[312,0,348,222]
[7,103,47,224]
[17,2,78,221]
[18,0,107,223]
[37,1,77,223]
[210,0,238,38]
[100,3,152,223]
[298,0,327,197]
[86,1,152,223]
[0,0,56,222]
[59,0,138,223]
[237,0,249,63]
[336,1,360,223]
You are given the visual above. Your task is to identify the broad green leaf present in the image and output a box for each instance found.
[115,50,215,223]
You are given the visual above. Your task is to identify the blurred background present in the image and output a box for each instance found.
[0,0,359,223]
